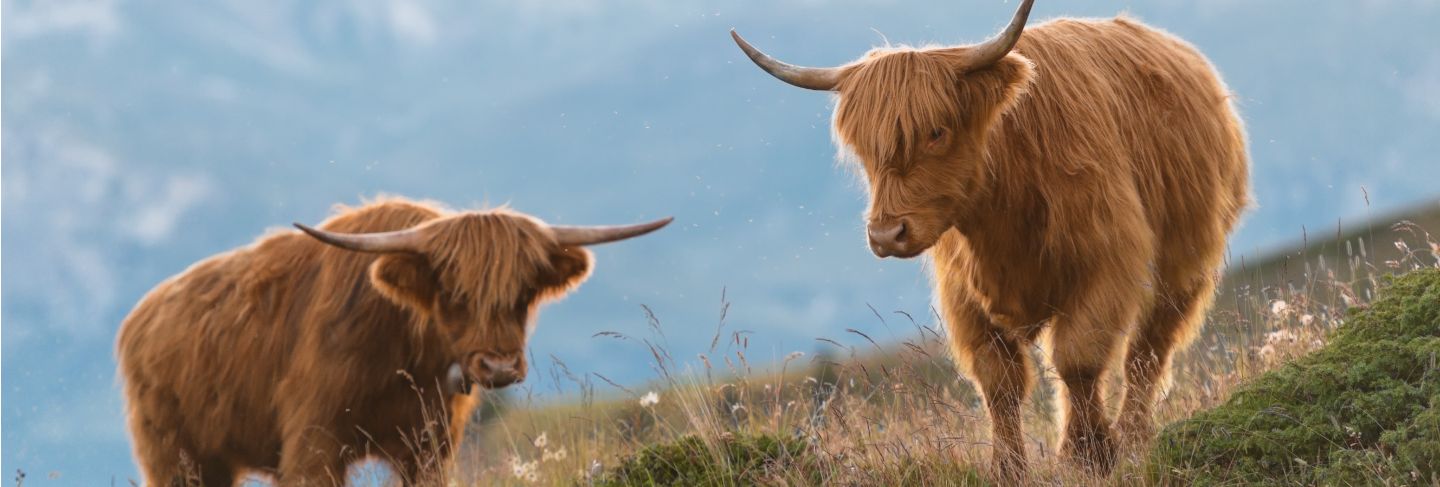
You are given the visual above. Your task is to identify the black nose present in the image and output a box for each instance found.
[867,218,909,257]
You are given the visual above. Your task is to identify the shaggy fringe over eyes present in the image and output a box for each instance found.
[425,210,553,314]
[836,49,963,164]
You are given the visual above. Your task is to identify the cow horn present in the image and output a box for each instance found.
[960,0,1035,68]
[293,223,426,253]
[550,217,673,247]
[730,30,842,91]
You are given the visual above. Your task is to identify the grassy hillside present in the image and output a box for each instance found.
[448,203,1439,485]
[1150,269,1439,485]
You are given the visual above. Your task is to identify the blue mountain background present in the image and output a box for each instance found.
[4,0,1438,483]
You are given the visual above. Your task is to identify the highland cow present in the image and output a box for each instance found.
[117,197,670,486]
[733,0,1249,477]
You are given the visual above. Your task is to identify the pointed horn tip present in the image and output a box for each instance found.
[626,216,676,236]
[293,222,339,245]
[729,30,752,50]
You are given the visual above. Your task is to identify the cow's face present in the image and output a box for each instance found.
[366,213,592,390]
[297,210,669,391]
[730,0,1034,259]
[834,49,1034,258]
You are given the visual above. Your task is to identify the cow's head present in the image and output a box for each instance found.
[733,0,1035,258]
[296,211,670,389]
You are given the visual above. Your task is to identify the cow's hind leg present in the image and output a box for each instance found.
[1051,288,1137,474]
[943,298,1034,480]
[130,427,185,486]
[1117,271,1214,446]
[126,386,196,486]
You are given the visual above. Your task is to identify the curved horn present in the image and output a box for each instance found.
[550,217,673,247]
[960,0,1035,67]
[293,222,425,253]
[730,30,842,91]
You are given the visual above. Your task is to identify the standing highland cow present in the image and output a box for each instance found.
[117,197,669,486]
[732,0,1249,477]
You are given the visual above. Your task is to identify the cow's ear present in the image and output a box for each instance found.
[368,253,440,313]
[957,52,1036,127]
[539,246,593,298]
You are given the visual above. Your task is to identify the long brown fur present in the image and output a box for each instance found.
[116,197,595,486]
[820,16,1250,478]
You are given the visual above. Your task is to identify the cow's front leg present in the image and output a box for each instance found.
[1050,291,1138,474]
[942,296,1034,481]
[277,423,351,487]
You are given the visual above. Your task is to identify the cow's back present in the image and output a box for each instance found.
[998,17,1250,255]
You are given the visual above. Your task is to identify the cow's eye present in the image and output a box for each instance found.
[929,128,945,141]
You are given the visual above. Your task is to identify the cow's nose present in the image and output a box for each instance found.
[477,355,523,389]
[867,218,909,257]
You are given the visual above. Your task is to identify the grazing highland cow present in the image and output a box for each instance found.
[733,0,1249,477]
[117,197,669,486]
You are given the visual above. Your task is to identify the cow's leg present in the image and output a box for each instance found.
[1117,271,1214,446]
[195,458,236,487]
[943,297,1034,480]
[1051,292,1135,474]
[130,427,184,486]
[126,391,192,486]
[277,428,350,487]
[390,451,450,487]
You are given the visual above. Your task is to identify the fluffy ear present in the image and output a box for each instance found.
[368,253,440,313]
[956,52,1036,129]
[538,246,593,298]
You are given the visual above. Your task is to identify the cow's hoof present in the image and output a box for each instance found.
[1061,428,1116,475]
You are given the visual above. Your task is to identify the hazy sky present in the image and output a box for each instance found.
[4,0,1439,483]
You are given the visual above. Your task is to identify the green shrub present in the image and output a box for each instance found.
[1150,269,1440,485]
[596,434,814,486]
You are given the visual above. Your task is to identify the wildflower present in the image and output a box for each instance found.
[510,456,539,480]
[640,391,660,407]
[785,351,805,361]
[1300,314,1314,326]
[524,471,539,483]
[1257,344,1276,358]
[1269,300,1289,317]
[542,447,568,462]
[1264,329,1297,345]
[533,432,548,449]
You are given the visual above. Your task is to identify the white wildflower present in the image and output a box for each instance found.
[1270,300,1289,317]
[1257,344,1276,358]
[1265,329,1297,345]
[510,456,539,479]
[533,432,548,449]
[524,471,539,483]
[542,447,567,462]
[1300,314,1315,326]
[639,391,660,407]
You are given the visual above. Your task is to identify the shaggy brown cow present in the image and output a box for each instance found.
[117,197,670,486]
[733,0,1249,477]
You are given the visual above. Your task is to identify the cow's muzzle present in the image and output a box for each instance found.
[867,216,923,259]
[468,353,524,390]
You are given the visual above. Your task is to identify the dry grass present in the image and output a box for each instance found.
[442,209,1440,486]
